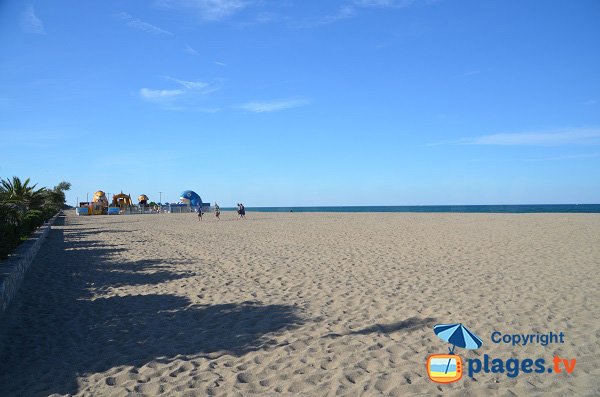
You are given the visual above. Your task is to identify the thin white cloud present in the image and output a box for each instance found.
[158,0,247,21]
[313,6,356,25]
[140,77,218,109]
[140,88,184,101]
[308,0,420,26]
[238,98,309,113]
[214,61,227,66]
[166,77,209,90]
[184,44,199,54]
[21,6,45,34]
[462,129,600,146]
[198,107,221,113]
[164,77,220,95]
[116,12,173,36]
[234,11,281,28]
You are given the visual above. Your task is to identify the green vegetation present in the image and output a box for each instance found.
[0,177,71,259]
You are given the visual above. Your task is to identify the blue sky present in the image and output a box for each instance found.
[1,0,599,206]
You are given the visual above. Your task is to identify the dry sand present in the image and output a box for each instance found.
[0,211,599,396]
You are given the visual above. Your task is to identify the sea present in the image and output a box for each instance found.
[226,205,600,213]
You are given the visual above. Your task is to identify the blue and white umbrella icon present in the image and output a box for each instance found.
[433,323,483,354]
[433,323,482,375]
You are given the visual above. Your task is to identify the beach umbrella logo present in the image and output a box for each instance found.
[426,323,482,383]
[434,323,483,353]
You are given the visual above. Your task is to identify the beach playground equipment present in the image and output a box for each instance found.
[91,190,109,215]
[112,192,133,209]
[93,191,109,208]
[138,194,149,207]
[180,190,202,207]
[76,190,109,215]
[76,189,210,215]
[153,190,209,213]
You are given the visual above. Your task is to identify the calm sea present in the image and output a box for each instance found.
[225,205,600,213]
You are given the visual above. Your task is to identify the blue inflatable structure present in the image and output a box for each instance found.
[179,190,203,207]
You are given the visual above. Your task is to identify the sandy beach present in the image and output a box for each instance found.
[0,211,598,396]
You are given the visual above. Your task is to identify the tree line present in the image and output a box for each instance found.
[0,177,71,259]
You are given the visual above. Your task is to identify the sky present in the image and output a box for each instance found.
[1,0,599,206]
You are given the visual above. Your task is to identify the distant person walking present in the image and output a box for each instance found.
[239,203,246,219]
[214,203,220,220]
[197,207,203,221]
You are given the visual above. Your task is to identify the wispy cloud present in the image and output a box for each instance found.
[214,61,227,67]
[238,98,309,113]
[140,77,218,108]
[234,11,282,28]
[164,77,220,94]
[116,12,173,36]
[158,0,247,21]
[166,77,209,90]
[462,128,600,146]
[140,88,185,102]
[21,6,45,34]
[312,6,356,25]
[308,0,419,26]
[184,44,199,54]
[582,99,597,106]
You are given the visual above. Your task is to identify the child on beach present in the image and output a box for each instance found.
[214,203,220,220]
[197,208,203,221]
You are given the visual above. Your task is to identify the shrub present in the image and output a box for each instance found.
[0,177,68,259]
[0,223,20,259]
[0,203,22,259]
[21,209,45,236]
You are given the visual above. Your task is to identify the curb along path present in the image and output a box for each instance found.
[0,212,61,314]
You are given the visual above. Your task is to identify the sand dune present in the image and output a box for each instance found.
[0,211,598,396]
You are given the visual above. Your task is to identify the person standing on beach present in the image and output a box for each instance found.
[214,203,220,220]
[237,203,241,219]
[240,203,246,219]
[197,207,203,221]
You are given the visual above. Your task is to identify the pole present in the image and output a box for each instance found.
[86,192,88,203]
[158,191,163,205]
[445,358,452,374]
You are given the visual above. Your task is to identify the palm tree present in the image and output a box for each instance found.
[0,176,46,210]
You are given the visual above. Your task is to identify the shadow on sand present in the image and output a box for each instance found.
[323,316,437,339]
[0,215,304,396]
